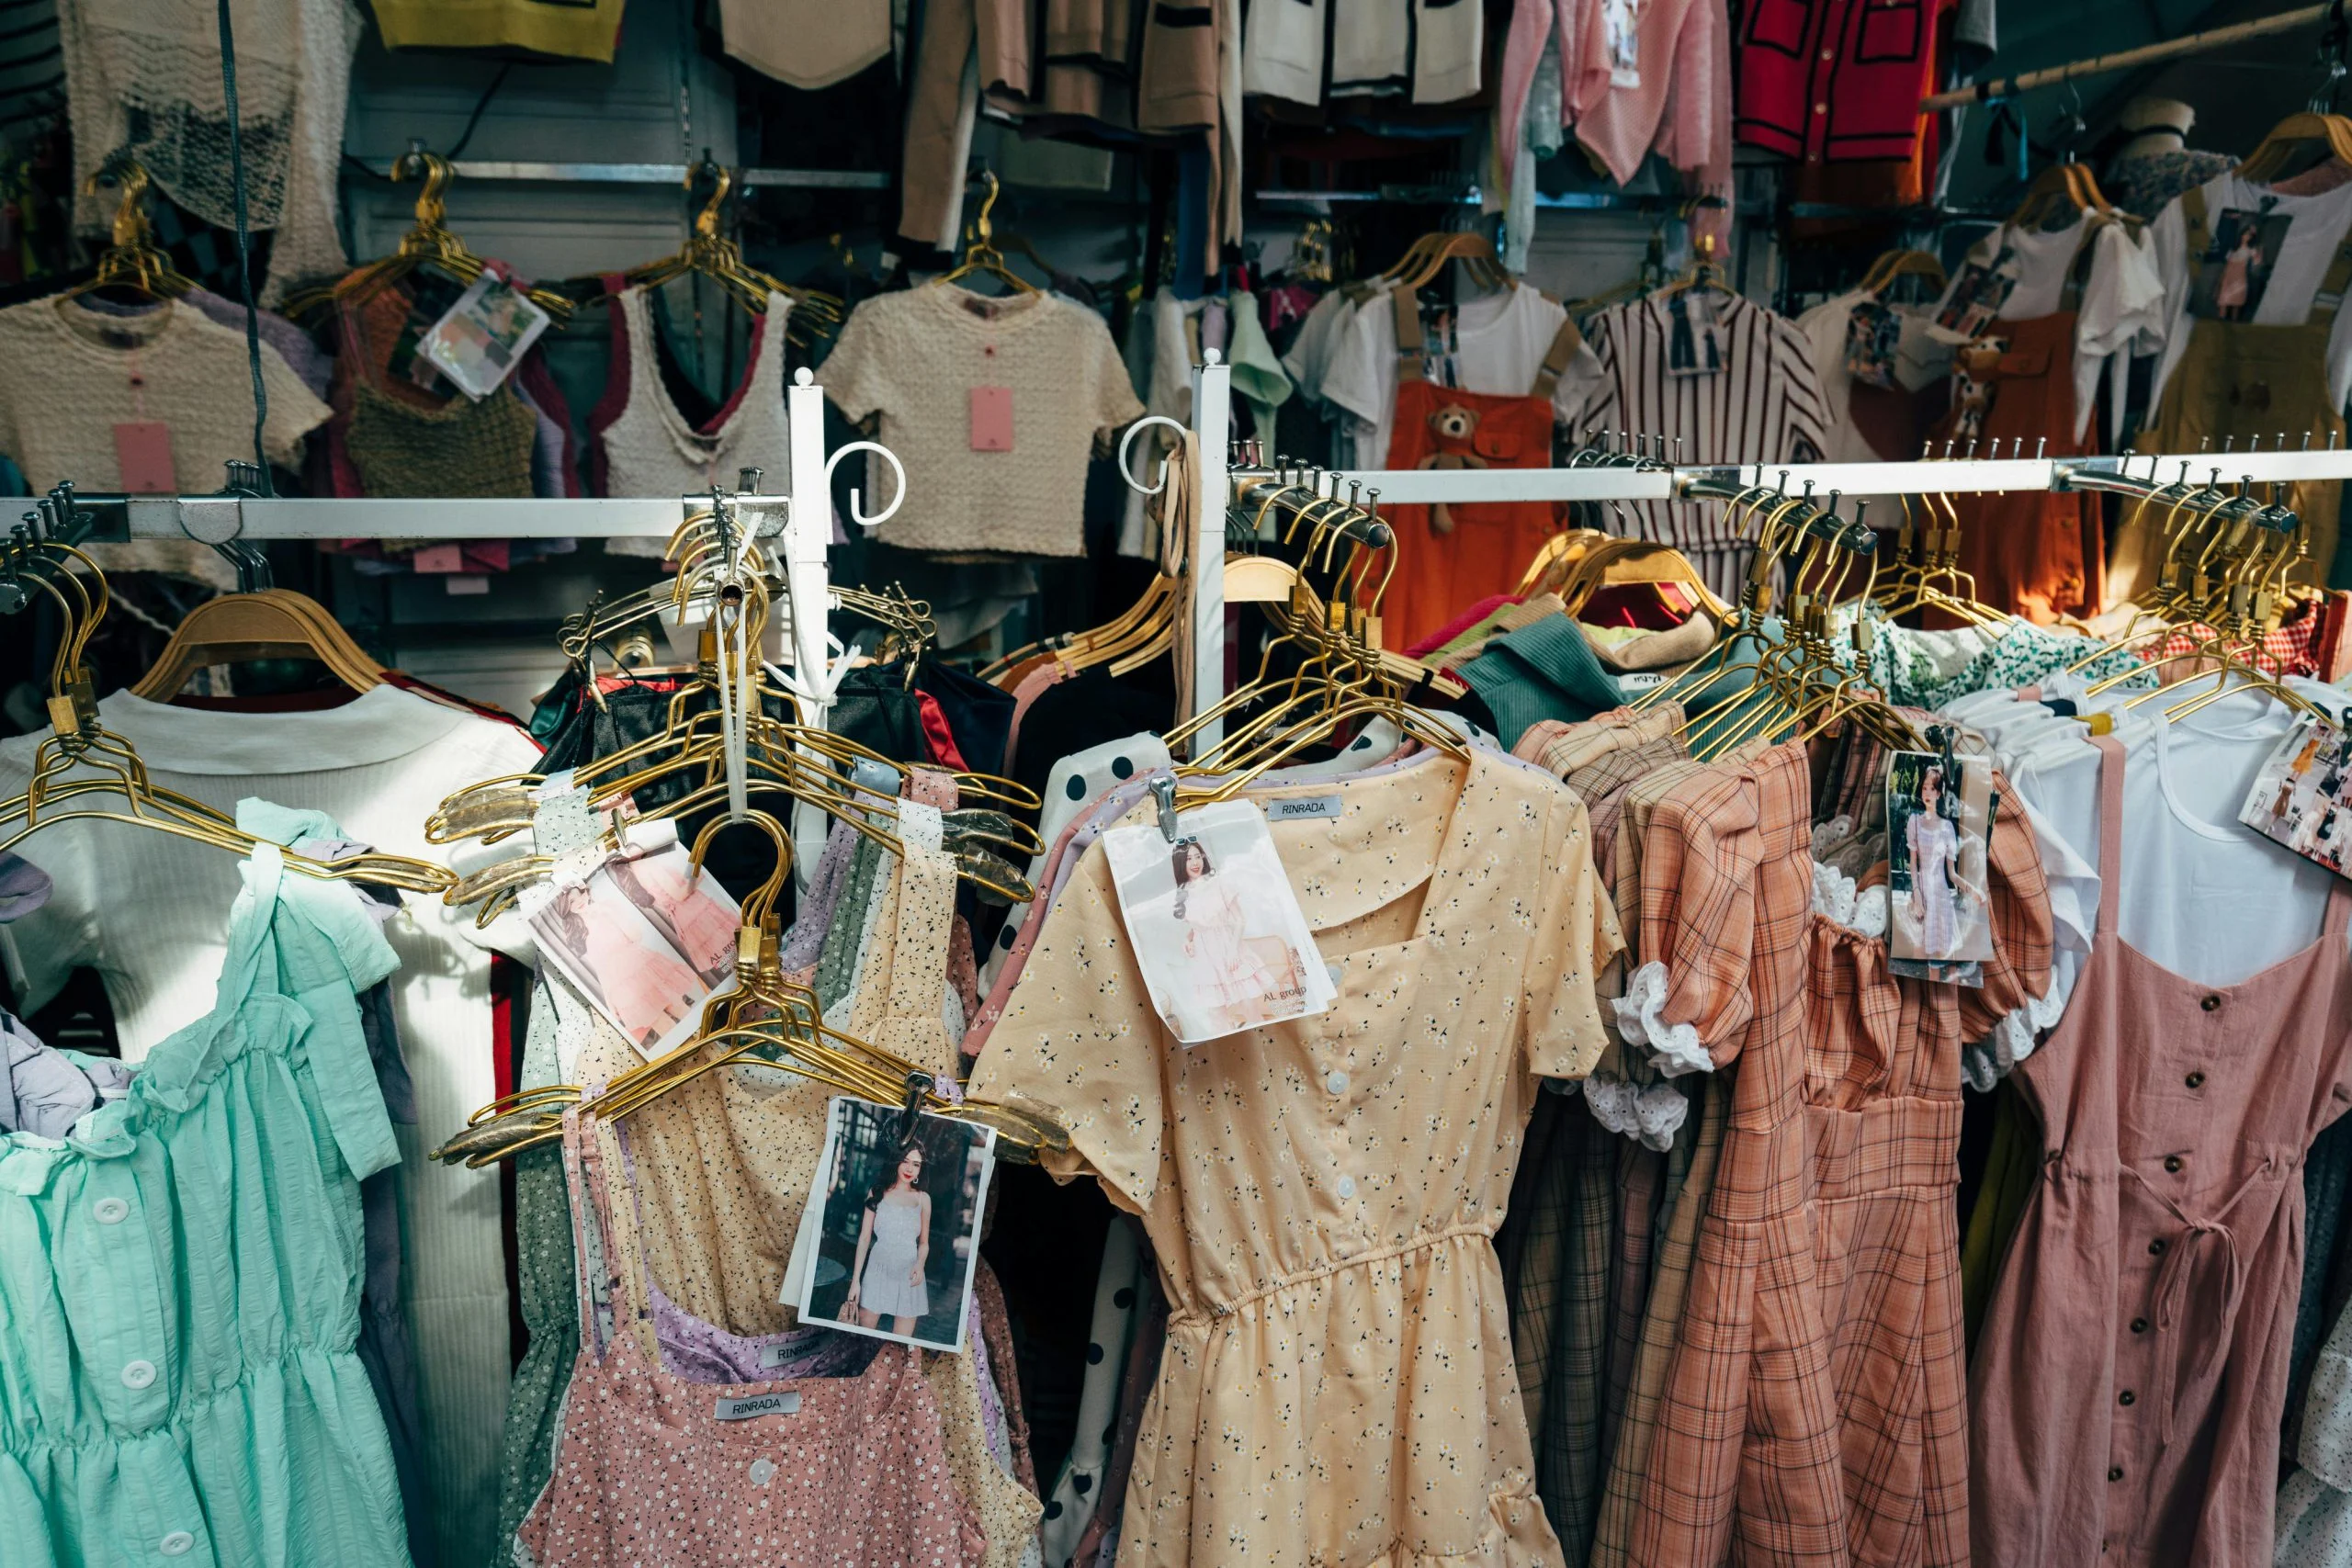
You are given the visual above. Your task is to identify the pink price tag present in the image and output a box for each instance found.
[411,543,467,573]
[111,422,175,493]
[969,386,1013,452]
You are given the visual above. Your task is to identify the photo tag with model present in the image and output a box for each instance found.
[1936,249,2020,337]
[417,271,552,399]
[1102,796,1336,1045]
[1885,745,1997,986]
[526,840,742,1058]
[795,1097,997,1353]
[2241,713,2352,877]
[2189,205,2292,321]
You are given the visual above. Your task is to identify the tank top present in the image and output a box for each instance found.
[597,284,796,557]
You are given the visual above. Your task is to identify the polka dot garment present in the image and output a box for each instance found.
[969,749,1623,1567]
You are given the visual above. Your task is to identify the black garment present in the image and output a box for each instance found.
[914,659,1017,779]
[1007,666,1175,807]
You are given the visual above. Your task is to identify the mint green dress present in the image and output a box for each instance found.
[0,803,412,1568]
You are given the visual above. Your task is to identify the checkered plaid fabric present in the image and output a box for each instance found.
[1600,743,2051,1566]
[2138,615,2324,679]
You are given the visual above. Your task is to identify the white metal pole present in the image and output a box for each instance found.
[1193,352,1231,751]
[786,368,835,891]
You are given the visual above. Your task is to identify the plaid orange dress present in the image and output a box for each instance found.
[1616,740,2051,1566]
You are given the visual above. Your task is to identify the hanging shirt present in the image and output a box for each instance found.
[1554,0,1734,248]
[1241,0,1483,104]
[1735,0,1950,165]
[1320,283,1595,481]
[1554,290,1830,598]
[1794,288,1954,462]
[2143,169,2352,413]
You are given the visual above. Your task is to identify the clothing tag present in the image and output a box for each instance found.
[1665,290,1724,378]
[411,544,466,573]
[417,272,551,400]
[111,422,175,493]
[792,1096,996,1353]
[714,1392,801,1421]
[1263,794,1344,821]
[1936,250,2019,336]
[969,386,1014,451]
[1618,671,1671,691]
[445,575,491,596]
[1102,797,1337,1045]
[2242,714,2352,879]
[1884,746,1996,986]
[1602,0,1642,86]
[2190,207,2293,321]
[1843,299,1902,389]
[527,844,744,1058]
[758,1342,797,1370]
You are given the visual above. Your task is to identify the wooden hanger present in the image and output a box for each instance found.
[132,588,386,701]
[2238,111,2352,185]
[1858,247,1947,299]
[2009,160,2113,231]
[1385,230,1514,294]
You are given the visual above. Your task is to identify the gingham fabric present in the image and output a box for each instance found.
[2138,614,2324,680]
[1613,741,2052,1565]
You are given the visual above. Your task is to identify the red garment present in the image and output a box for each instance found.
[914,690,969,771]
[1737,0,1951,165]
[1378,380,1566,652]
[1971,739,2352,1567]
[1404,593,1520,660]
[1937,313,2100,623]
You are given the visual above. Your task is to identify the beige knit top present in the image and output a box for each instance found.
[820,287,1143,557]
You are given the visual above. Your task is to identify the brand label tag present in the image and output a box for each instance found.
[715,1391,802,1420]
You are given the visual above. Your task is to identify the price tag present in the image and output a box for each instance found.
[112,422,175,492]
[969,386,1014,451]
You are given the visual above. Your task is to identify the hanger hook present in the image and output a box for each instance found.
[1117,414,1192,496]
[973,168,1001,250]
[691,157,732,242]
[824,441,910,529]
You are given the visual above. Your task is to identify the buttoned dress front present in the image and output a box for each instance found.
[0,822,412,1568]
[967,749,1623,1567]
[1971,736,2352,1567]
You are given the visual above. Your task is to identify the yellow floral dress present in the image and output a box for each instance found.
[968,749,1622,1566]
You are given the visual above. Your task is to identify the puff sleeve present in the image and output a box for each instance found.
[965,839,1169,1218]
[1519,784,1626,1079]
[1634,762,1766,1071]
[1958,769,2056,1046]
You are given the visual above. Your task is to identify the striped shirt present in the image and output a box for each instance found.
[1557,292,1829,598]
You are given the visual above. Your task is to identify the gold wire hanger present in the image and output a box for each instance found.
[285,151,573,321]
[66,161,197,302]
[616,158,844,344]
[934,171,1039,296]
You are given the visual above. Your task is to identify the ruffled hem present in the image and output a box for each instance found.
[1348,1469,1560,1567]
[1960,964,2068,1090]
[1609,961,1710,1077]
[1810,861,1888,939]
[1580,1074,1687,1151]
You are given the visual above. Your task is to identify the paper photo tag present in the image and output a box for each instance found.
[969,386,1014,451]
[794,1096,997,1354]
[526,845,742,1059]
[1885,747,1996,986]
[1102,796,1337,1045]
[1936,251,2020,337]
[417,271,551,400]
[2191,204,2292,321]
[2241,713,2352,878]
[111,422,175,493]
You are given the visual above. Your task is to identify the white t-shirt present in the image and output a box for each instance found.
[0,684,540,1568]
[2144,170,2352,413]
[1319,282,1591,470]
[1793,289,1954,463]
[1933,215,2166,440]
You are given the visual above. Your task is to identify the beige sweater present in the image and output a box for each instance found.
[0,295,331,583]
[821,287,1143,557]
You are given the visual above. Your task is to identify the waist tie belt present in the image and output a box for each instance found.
[2120,1153,2278,1444]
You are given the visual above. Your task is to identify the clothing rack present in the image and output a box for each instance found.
[1921,2,2342,111]
[355,160,890,191]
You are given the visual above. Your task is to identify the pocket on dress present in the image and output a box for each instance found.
[1856,0,1921,62]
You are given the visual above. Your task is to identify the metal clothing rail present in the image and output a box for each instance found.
[353,159,891,190]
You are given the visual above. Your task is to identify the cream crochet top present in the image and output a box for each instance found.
[820,288,1142,557]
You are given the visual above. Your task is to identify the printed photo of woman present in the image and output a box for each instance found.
[844,1139,933,1336]
[800,1099,996,1351]
[605,846,741,985]
[1907,765,1964,959]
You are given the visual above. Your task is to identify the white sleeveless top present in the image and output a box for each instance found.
[599,285,794,557]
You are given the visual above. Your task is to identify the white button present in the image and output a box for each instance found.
[749,1457,777,1485]
[1335,1176,1358,1200]
[1814,102,1828,115]
[1325,1071,1350,1095]
[94,1197,129,1224]
[158,1531,194,1557]
[1326,962,1344,986]
[120,1359,156,1390]
[1819,47,1833,58]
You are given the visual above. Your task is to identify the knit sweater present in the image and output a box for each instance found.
[820,287,1142,557]
[0,294,331,584]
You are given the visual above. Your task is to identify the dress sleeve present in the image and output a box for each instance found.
[1959,770,2055,1045]
[1633,763,1762,1069]
[1520,785,1626,1079]
[965,839,1169,1217]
